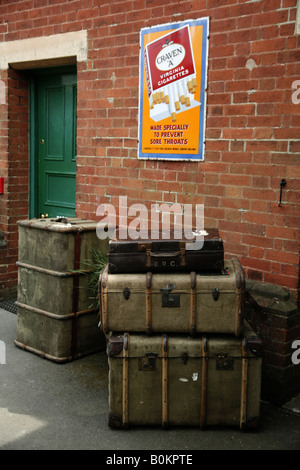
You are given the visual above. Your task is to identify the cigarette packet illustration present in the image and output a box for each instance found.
[144,25,200,122]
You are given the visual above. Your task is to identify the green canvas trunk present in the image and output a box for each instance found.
[99,258,244,337]
[15,217,108,363]
[107,321,262,429]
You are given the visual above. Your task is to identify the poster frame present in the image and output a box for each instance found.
[138,17,209,162]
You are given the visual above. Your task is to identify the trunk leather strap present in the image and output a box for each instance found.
[240,337,248,429]
[142,241,186,268]
[200,336,208,428]
[100,265,108,334]
[162,334,168,429]
[146,272,152,335]
[71,232,81,357]
[190,271,196,336]
[122,333,129,429]
[232,257,245,337]
[179,241,187,266]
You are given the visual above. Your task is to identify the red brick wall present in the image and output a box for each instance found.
[0,68,29,296]
[0,0,299,301]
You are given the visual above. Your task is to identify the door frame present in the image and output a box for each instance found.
[29,65,77,218]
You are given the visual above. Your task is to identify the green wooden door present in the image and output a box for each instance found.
[34,70,77,218]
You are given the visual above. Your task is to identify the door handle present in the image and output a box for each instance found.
[40,213,48,218]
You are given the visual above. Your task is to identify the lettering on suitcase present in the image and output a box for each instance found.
[152,258,179,268]
[141,241,187,269]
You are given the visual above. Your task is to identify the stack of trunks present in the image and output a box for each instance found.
[99,229,262,430]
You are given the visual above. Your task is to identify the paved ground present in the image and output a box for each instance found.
[0,308,299,452]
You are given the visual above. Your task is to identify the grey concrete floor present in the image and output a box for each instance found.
[0,308,299,452]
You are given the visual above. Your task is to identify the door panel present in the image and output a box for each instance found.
[46,86,65,160]
[35,71,77,218]
[45,172,76,207]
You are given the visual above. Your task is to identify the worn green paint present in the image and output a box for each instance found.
[16,218,109,362]
[30,68,77,218]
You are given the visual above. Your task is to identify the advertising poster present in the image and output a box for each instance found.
[138,18,209,161]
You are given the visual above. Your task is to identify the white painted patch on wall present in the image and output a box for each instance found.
[110,72,117,86]
[245,58,258,72]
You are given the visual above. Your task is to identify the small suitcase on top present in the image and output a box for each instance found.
[106,321,262,429]
[107,228,224,274]
[99,258,244,337]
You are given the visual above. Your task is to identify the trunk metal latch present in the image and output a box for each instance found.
[123,287,131,300]
[138,353,157,371]
[160,283,180,308]
[216,353,234,370]
[212,287,220,301]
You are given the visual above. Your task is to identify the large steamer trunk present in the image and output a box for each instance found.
[14,217,108,363]
[107,322,262,429]
[99,258,244,337]
[107,228,224,274]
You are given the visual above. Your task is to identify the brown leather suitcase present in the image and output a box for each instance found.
[107,321,262,429]
[99,258,244,337]
[107,228,224,274]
